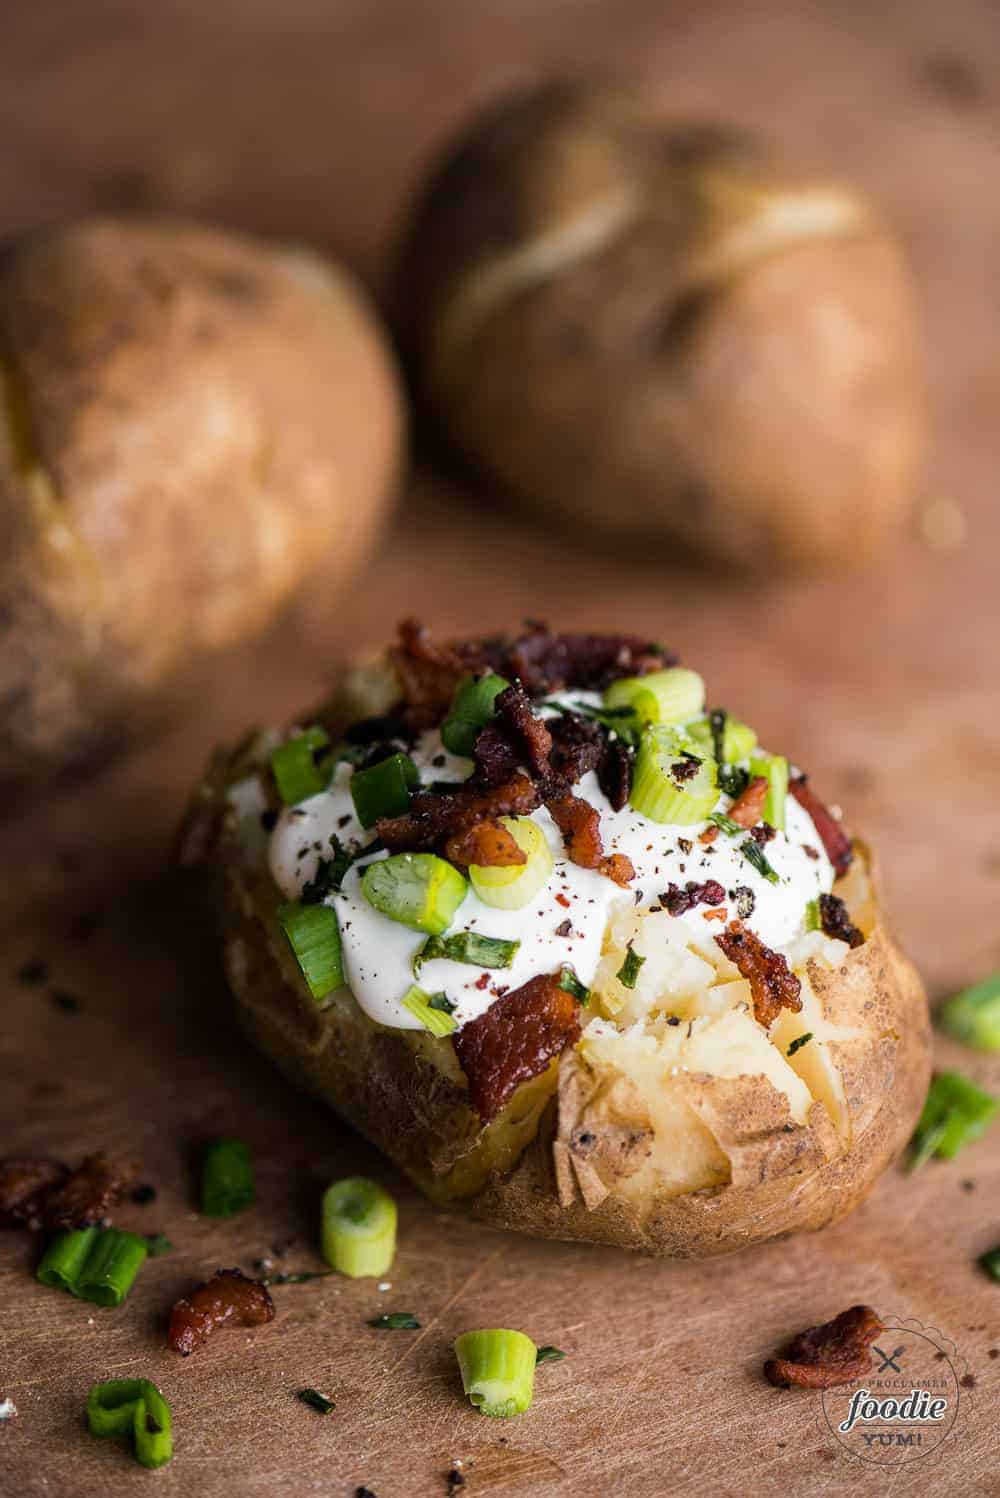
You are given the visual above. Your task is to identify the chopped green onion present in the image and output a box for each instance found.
[38,1228,147,1307]
[87,1379,173,1469]
[630,727,718,824]
[535,1345,567,1364]
[145,1234,173,1258]
[604,667,705,727]
[350,752,419,829]
[278,901,344,1000]
[749,754,788,832]
[368,1311,421,1329]
[454,1329,537,1418]
[362,853,468,935]
[979,1246,1000,1282]
[804,898,821,931]
[469,817,553,910]
[414,930,520,973]
[689,712,758,763]
[321,1177,396,1278]
[201,1138,255,1218]
[297,1388,335,1415]
[908,1071,998,1169]
[36,1227,98,1294]
[270,727,331,805]
[708,812,744,837]
[616,943,645,989]
[938,974,1000,1051]
[787,1033,813,1057]
[441,674,510,756]
[740,839,780,884]
[264,1269,334,1285]
[558,966,589,1004]
[301,838,360,903]
[401,985,459,1036]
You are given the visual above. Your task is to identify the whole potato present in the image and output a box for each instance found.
[397,82,923,570]
[0,218,403,783]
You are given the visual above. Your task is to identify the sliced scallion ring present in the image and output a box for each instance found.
[629,728,718,824]
[688,713,758,764]
[362,853,468,935]
[278,901,344,1000]
[454,1328,537,1417]
[269,726,331,806]
[321,1177,397,1278]
[86,1379,173,1469]
[401,984,458,1036]
[604,667,705,727]
[441,673,510,756]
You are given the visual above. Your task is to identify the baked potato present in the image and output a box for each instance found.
[0,217,403,785]
[396,81,923,572]
[186,620,931,1257]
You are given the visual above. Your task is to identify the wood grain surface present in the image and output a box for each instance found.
[2,2,999,1495]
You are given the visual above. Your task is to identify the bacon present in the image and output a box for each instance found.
[0,1153,132,1231]
[0,1159,69,1229]
[168,1269,275,1357]
[597,739,633,811]
[599,853,636,887]
[389,618,470,722]
[493,683,553,776]
[377,773,540,852]
[715,922,802,1028]
[765,1305,884,1389]
[548,794,604,869]
[444,819,526,869]
[662,879,726,916]
[453,973,582,1121]
[548,711,605,784]
[818,892,864,949]
[790,776,853,877]
[726,775,769,829]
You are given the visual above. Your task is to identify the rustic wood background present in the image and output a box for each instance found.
[2,2,999,1494]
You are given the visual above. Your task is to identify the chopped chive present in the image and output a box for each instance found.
[979,1246,1000,1282]
[278,901,344,1000]
[297,1388,335,1415]
[368,1311,421,1329]
[414,931,520,974]
[38,1228,148,1307]
[558,966,589,1004]
[535,1345,566,1364]
[145,1234,174,1258]
[264,1269,333,1285]
[441,674,510,756]
[270,727,331,805]
[87,1379,172,1469]
[708,812,744,837]
[201,1139,255,1219]
[804,898,821,932]
[322,1178,396,1278]
[616,943,645,989]
[401,985,458,1036]
[362,853,467,935]
[937,973,1000,1051]
[302,839,361,903]
[740,839,780,884]
[787,1032,813,1057]
[907,1071,998,1170]
[350,753,419,829]
[454,1329,536,1417]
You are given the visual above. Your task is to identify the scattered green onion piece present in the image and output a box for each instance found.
[454,1329,537,1418]
[145,1234,173,1258]
[362,853,468,935]
[708,811,743,837]
[787,1033,813,1057]
[302,838,360,903]
[469,817,553,911]
[37,1227,98,1294]
[630,728,718,824]
[350,752,419,829]
[278,901,344,1000]
[740,839,780,884]
[270,727,331,806]
[75,1229,148,1308]
[402,985,459,1037]
[535,1345,567,1364]
[87,1379,172,1469]
[616,944,645,989]
[804,898,821,932]
[264,1269,334,1285]
[937,974,1000,1051]
[749,754,788,832]
[368,1311,421,1329]
[297,1388,335,1415]
[688,713,758,763]
[414,930,520,974]
[441,674,510,756]
[201,1138,255,1218]
[979,1246,1000,1282]
[908,1071,998,1169]
[558,966,589,1004]
[321,1177,396,1278]
[604,667,705,728]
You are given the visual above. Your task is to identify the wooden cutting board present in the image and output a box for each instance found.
[2,2,999,1494]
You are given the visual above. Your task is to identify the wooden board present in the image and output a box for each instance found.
[2,2,999,1494]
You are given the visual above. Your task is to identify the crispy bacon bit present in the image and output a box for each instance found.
[548,711,605,784]
[662,879,726,916]
[504,627,672,696]
[548,794,603,869]
[0,1153,132,1231]
[818,892,864,949]
[726,776,769,829]
[670,756,700,783]
[599,853,635,887]
[699,825,719,846]
[444,818,526,869]
[751,822,777,845]
[765,1305,884,1389]
[0,1159,69,1229]
[453,973,582,1121]
[702,908,727,922]
[597,739,633,811]
[790,776,853,876]
[715,922,802,1028]
[494,683,553,776]
[389,618,470,723]
[377,773,540,852]
[168,1269,275,1357]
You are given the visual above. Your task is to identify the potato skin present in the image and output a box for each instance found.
[397,82,923,572]
[0,218,403,783]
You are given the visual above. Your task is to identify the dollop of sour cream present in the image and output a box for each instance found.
[267,694,834,1031]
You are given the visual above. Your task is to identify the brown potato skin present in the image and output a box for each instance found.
[397,82,923,572]
[0,218,403,783]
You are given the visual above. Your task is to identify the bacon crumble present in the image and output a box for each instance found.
[662,879,726,917]
[818,892,864,949]
[443,818,526,870]
[789,776,853,876]
[715,922,802,1028]
[168,1269,275,1356]
[377,773,540,852]
[453,973,582,1121]
[764,1305,884,1389]
[0,1153,133,1231]
[726,775,769,829]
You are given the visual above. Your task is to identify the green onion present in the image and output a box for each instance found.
[689,713,758,763]
[401,985,459,1036]
[270,727,331,806]
[558,966,589,1004]
[350,753,419,829]
[804,898,821,932]
[454,1329,537,1418]
[368,1311,421,1329]
[908,1071,998,1170]
[535,1345,567,1364]
[87,1379,172,1469]
[145,1234,173,1258]
[616,944,645,989]
[708,811,744,837]
[441,674,510,756]
[201,1139,255,1218]
[414,930,520,973]
[938,974,1000,1051]
[469,817,553,910]
[630,727,718,824]
[604,667,705,728]
[297,1388,335,1414]
[301,838,360,903]
[264,1269,333,1285]
[979,1246,1000,1281]
[749,754,788,832]
[278,901,344,1000]
[740,839,780,884]
[787,1033,813,1057]
[38,1228,147,1307]
[321,1177,396,1278]
[362,853,467,935]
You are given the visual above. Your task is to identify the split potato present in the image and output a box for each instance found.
[396,81,923,571]
[0,217,403,784]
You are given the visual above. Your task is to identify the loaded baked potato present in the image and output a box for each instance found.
[185,621,931,1257]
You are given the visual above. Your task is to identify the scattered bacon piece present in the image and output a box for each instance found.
[0,1159,69,1229]
[662,879,726,916]
[377,773,540,852]
[0,1154,132,1231]
[715,922,802,1028]
[750,822,776,845]
[389,618,470,723]
[726,776,769,829]
[453,973,582,1121]
[549,711,605,784]
[818,892,864,949]
[699,825,719,846]
[597,739,633,811]
[496,684,553,776]
[790,776,853,877]
[444,819,526,869]
[702,908,727,922]
[599,853,635,887]
[168,1269,275,1357]
[765,1305,884,1389]
[548,794,604,869]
